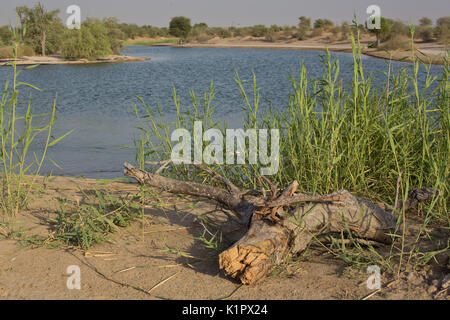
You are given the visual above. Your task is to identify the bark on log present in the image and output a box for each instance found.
[123,162,437,285]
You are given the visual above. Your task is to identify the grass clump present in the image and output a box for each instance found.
[49,190,141,249]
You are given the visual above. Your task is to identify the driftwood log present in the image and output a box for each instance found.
[123,162,437,285]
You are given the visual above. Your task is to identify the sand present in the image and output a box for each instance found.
[0,55,149,66]
[0,175,448,300]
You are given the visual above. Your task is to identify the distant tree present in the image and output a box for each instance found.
[269,24,282,32]
[340,22,351,40]
[435,16,450,43]
[103,17,125,54]
[313,19,333,29]
[250,25,268,37]
[193,23,208,29]
[169,16,192,40]
[298,16,311,30]
[16,3,60,56]
[368,17,392,47]
[389,20,410,38]
[419,17,433,27]
[296,16,311,40]
[436,16,450,27]
[0,26,12,45]
[417,17,434,42]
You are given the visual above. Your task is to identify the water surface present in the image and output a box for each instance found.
[0,46,443,178]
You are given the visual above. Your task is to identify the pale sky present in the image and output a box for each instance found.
[1,0,449,27]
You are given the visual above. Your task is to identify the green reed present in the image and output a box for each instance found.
[0,26,71,217]
[133,33,448,226]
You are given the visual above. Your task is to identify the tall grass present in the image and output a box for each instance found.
[133,32,448,226]
[0,26,71,217]
[130,30,449,276]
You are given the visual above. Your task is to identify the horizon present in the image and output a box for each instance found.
[1,0,449,28]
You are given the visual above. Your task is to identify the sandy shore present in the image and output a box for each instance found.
[157,36,448,65]
[0,174,447,299]
[0,54,150,66]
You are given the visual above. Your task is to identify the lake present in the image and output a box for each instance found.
[0,46,444,178]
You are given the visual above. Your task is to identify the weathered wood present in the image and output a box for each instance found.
[123,162,437,285]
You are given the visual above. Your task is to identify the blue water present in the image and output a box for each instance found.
[0,46,443,178]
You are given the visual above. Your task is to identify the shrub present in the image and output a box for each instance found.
[313,19,333,29]
[250,25,268,37]
[418,27,435,42]
[264,29,279,42]
[381,34,411,50]
[311,28,323,37]
[435,24,450,44]
[62,22,112,60]
[0,44,35,58]
[295,28,308,40]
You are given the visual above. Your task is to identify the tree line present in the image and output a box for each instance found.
[0,3,449,60]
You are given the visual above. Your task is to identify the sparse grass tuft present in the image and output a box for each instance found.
[48,190,141,249]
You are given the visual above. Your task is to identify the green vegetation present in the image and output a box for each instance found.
[1,4,449,58]
[51,190,141,249]
[62,18,113,60]
[169,16,192,41]
[134,32,448,226]
[131,31,448,274]
[16,3,63,56]
[0,28,71,217]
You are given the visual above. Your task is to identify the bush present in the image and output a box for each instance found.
[295,28,308,40]
[0,44,35,58]
[418,27,434,42]
[313,19,333,29]
[250,25,268,37]
[381,34,410,50]
[340,22,351,40]
[264,29,279,42]
[435,24,450,44]
[311,28,323,37]
[188,32,213,43]
[62,22,112,60]
[0,26,12,45]
[389,20,410,38]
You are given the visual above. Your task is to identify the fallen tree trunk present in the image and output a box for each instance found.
[123,162,437,285]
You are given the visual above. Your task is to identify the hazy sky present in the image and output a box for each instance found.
[1,0,449,27]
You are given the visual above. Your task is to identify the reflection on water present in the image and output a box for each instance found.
[0,46,443,178]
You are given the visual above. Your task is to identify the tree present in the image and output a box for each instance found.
[16,3,60,56]
[435,17,450,43]
[297,16,311,40]
[169,16,192,40]
[419,17,432,27]
[436,16,450,27]
[0,26,12,45]
[103,17,125,54]
[368,17,392,47]
[250,25,268,37]
[313,19,333,29]
[62,19,112,60]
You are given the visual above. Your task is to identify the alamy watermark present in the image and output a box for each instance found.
[66,5,81,30]
[366,265,381,290]
[366,5,381,30]
[66,265,81,290]
[170,121,280,175]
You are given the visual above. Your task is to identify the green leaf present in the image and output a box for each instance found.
[48,129,74,147]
